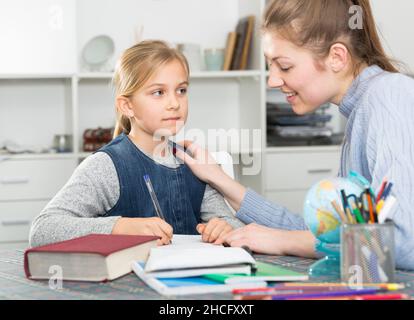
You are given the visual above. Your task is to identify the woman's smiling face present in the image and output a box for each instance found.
[264,31,338,115]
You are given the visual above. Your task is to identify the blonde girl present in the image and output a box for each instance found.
[30,40,243,247]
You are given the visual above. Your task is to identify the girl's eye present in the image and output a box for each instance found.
[177,88,188,95]
[280,66,291,72]
[152,90,164,96]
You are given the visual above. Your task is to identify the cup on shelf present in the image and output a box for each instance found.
[53,134,73,153]
[204,48,225,71]
[177,43,202,72]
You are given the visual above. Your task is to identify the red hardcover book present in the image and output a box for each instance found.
[24,234,159,282]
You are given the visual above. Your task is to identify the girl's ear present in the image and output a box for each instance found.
[116,96,134,118]
[327,43,350,73]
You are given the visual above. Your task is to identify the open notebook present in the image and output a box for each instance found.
[143,235,256,277]
[131,235,265,295]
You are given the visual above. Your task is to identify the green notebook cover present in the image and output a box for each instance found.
[203,262,308,284]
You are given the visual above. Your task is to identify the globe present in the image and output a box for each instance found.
[303,177,365,244]
[303,175,368,279]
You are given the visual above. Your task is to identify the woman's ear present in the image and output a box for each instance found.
[116,96,134,118]
[327,43,350,73]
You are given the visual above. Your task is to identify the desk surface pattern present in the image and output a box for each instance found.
[1,250,413,300]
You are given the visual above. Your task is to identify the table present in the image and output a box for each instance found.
[1,250,413,300]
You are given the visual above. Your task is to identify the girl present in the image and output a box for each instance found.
[29,40,243,247]
[176,0,414,270]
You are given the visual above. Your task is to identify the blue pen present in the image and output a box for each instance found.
[143,174,165,220]
[381,182,394,200]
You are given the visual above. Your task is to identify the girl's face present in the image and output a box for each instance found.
[129,60,189,138]
[263,31,338,115]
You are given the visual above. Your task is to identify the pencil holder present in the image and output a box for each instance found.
[340,223,396,284]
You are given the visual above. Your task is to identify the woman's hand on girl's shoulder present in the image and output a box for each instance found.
[175,140,224,184]
[112,217,173,245]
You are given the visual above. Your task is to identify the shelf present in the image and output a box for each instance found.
[190,70,262,79]
[0,148,264,161]
[0,70,264,84]
[77,73,114,80]
[0,153,78,161]
[0,74,73,80]
[76,70,263,81]
[266,145,342,153]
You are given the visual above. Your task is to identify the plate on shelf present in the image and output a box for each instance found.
[82,35,115,71]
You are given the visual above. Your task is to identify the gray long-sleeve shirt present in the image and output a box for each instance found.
[29,148,244,247]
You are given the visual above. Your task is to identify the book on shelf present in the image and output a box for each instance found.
[24,234,159,282]
[231,15,255,70]
[223,32,237,71]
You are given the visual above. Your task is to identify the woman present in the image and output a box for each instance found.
[177,0,414,271]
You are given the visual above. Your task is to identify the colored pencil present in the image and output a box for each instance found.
[279,283,404,290]
[331,200,348,223]
[302,294,409,301]
[270,288,385,300]
[376,180,388,203]
[233,286,358,295]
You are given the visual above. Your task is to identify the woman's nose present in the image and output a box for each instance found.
[267,70,284,89]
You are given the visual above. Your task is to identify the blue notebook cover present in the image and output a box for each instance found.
[160,277,221,287]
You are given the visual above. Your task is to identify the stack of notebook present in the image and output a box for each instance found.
[132,235,308,296]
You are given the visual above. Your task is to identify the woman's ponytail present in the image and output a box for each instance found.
[351,0,398,72]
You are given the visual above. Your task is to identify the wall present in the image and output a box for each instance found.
[371,0,414,74]
[0,0,76,74]
[76,0,240,72]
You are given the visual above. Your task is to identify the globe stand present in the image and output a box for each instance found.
[308,242,340,280]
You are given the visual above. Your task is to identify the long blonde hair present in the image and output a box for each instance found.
[112,40,190,138]
[263,0,398,74]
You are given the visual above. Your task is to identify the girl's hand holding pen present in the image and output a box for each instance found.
[197,218,233,245]
[112,217,173,245]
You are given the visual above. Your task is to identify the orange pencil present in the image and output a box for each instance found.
[366,191,375,223]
